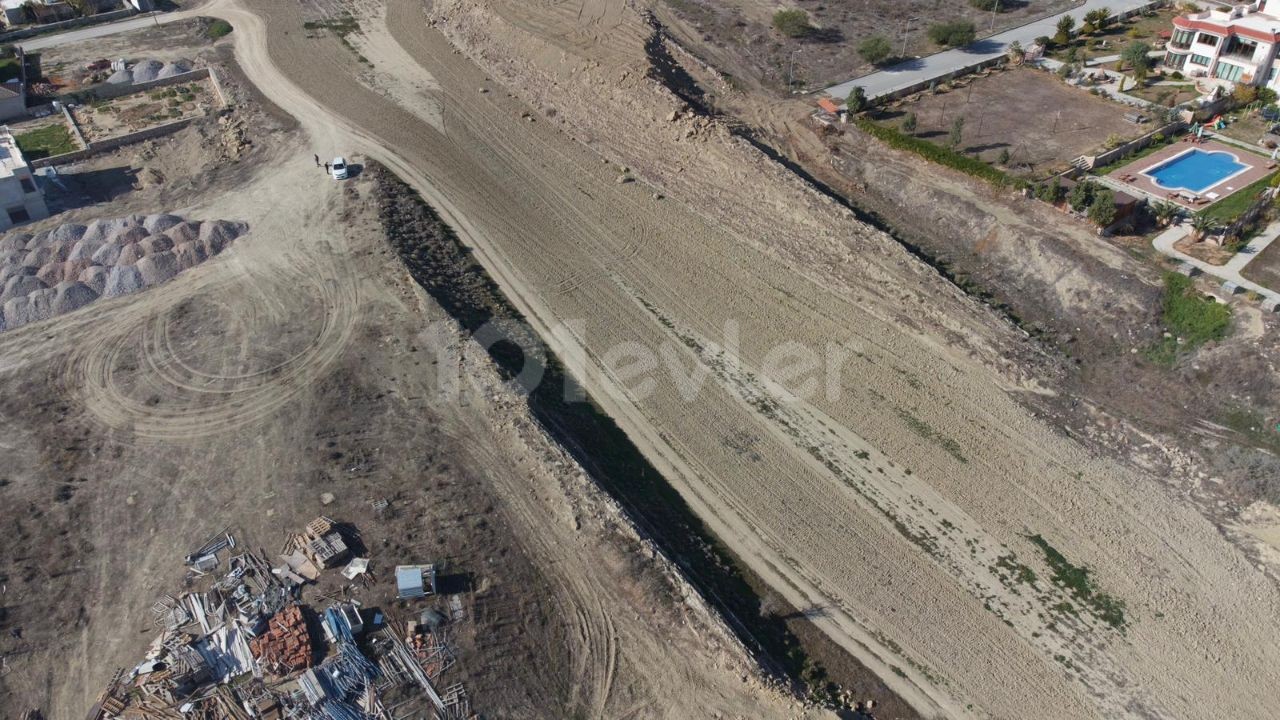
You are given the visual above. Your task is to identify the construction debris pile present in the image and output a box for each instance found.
[86,519,474,720]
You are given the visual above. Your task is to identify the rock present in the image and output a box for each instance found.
[320,492,335,506]
[616,175,630,184]
[667,110,679,121]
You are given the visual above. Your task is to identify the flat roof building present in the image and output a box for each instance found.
[0,128,48,230]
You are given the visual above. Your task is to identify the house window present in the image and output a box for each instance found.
[1196,33,1220,46]
[1190,53,1213,66]
[19,177,35,194]
[1270,67,1279,82]
[7,206,29,225]
[1172,29,1194,47]
[1166,52,1188,70]
[1214,61,1245,82]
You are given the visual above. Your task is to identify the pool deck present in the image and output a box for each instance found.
[1106,139,1273,209]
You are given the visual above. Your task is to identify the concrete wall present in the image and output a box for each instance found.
[0,167,50,231]
[30,115,196,168]
[75,67,213,103]
[0,7,136,43]
[1085,120,1186,169]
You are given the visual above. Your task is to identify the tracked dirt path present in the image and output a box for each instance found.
[189,1,1280,718]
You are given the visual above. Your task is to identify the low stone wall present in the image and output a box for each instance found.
[1086,120,1185,169]
[31,115,197,168]
[73,67,213,103]
[1,8,138,43]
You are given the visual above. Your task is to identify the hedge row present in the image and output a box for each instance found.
[854,117,1022,189]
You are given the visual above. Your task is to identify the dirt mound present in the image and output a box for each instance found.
[157,60,193,79]
[131,59,165,83]
[0,213,247,330]
[106,68,133,84]
[136,251,179,286]
[52,281,98,315]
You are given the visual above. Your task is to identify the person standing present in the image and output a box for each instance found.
[314,153,320,166]
[323,161,330,174]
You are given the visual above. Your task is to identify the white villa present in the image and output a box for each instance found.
[1165,1,1280,89]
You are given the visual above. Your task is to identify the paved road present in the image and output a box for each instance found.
[824,0,1156,101]
[17,10,198,51]
[1153,221,1280,306]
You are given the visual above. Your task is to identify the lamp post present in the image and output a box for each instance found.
[901,16,921,58]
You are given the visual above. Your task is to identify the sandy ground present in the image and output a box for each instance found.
[0,14,813,720]
[162,0,1280,718]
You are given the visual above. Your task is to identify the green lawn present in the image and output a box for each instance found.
[15,124,78,160]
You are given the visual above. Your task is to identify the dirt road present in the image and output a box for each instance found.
[132,0,1280,718]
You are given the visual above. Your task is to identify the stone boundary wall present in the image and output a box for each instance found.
[31,115,196,168]
[0,8,138,43]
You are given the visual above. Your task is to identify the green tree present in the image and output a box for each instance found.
[1068,180,1094,212]
[901,112,917,134]
[846,86,868,113]
[929,21,977,47]
[949,116,965,148]
[858,35,893,65]
[1190,214,1219,242]
[1037,177,1064,204]
[1257,87,1278,105]
[1088,190,1118,226]
[1122,41,1153,73]
[772,9,812,38]
[1151,200,1179,227]
[1084,8,1111,30]
[1055,15,1076,45]
[1035,35,1052,49]
[998,147,1011,165]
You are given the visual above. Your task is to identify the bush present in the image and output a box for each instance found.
[207,19,233,40]
[1170,70,1185,80]
[846,86,868,112]
[928,21,976,47]
[772,9,811,38]
[1088,190,1117,226]
[901,112,917,133]
[1233,84,1258,105]
[858,35,893,65]
[855,117,1021,188]
[1068,180,1095,212]
[1258,87,1278,105]
[1160,272,1231,349]
[970,0,1005,11]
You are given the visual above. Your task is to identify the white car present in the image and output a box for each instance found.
[331,157,349,180]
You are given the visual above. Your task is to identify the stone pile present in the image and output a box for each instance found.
[0,214,247,331]
[106,58,194,85]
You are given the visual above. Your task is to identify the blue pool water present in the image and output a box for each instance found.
[1145,149,1249,193]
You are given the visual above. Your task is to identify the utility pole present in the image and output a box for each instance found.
[787,49,800,91]
[990,0,1000,32]
[901,17,920,58]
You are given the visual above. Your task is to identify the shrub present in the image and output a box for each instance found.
[998,147,1011,165]
[1122,41,1153,72]
[772,9,811,38]
[949,116,965,148]
[901,112,917,133]
[854,117,1021,188]
[1035,35,1052,49]
[846,86,868,112]
[207,19,233,39]
[1258,87,1278,105]
[1080,21,1097,36]
[1088,190,1117,226]
[1037,177,1064,203]
[1233,84,1258,105]
[1068,180,1095,212]
[929,21,976,47]
[858,35,893,65]
[1170,70,1185,80]
[970,0,1005,11]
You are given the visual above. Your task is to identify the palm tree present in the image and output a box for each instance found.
[1190,214,1219,243]
[1151,201,1179,228]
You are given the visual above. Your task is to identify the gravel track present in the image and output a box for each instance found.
[193,1,1280,718]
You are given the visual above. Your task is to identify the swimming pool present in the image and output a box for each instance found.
[1143,148,1251,194]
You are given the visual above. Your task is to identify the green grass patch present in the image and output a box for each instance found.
[303,15,369,65]
[1027,534,1127,630]
[898,410,967,463]
[1219,405,1280,454]
[1155,272,1231,358]
[1197,171,1276,223]
[206,19,233,40]
[856,116,1023,189]
[15,124,77,160]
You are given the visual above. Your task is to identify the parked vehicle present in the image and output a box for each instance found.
[331,157,349,180]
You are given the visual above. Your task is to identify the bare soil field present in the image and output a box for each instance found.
[32,17,221,95]
[0,12,815,720]
[1242,234,1280,290]
[875,66,1146,175]
[658,0,1079,90]
[160,0,1280,718]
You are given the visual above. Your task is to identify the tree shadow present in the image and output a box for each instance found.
[805,27,845,44]
[41,166,138,212]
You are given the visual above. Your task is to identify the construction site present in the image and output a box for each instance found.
[0,1,1278,720]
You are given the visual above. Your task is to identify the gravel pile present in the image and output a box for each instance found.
[157,60,192,79]
[105,59,194,86]
[0,214,247,331]
[131,60,165,83]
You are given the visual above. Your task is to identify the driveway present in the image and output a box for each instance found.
[1153,221,1280,307]
[824,0,1157,101]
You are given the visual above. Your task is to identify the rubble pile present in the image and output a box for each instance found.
[0,214,247,331]
[249,605,313,676]
[84,518,472,720]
